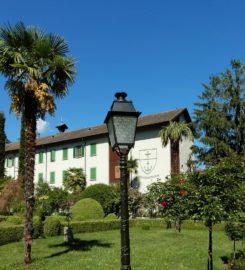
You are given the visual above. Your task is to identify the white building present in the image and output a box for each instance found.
[5,108,192,192]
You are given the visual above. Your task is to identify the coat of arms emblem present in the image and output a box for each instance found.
[139,149,157,175]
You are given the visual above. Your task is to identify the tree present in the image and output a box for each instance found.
[189,155,244,270]
[0,22,76,264]
[193,60,245,165]
[63,167,86,193]
[0,112,6,179]
[160,121,194,174]
[159,174,193,233]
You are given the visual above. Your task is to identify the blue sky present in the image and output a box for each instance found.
[1,0,245,141]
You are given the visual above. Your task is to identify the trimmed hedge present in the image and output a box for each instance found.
[104,213,118,220]
[63,220,120,234]
[0,225,23,245]
[6,216,23,225]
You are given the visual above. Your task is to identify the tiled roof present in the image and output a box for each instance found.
[5,108,190,152]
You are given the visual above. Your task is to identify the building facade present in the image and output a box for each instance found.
[5,108,192,192]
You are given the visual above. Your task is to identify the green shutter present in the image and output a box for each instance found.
[39,152,44,164]
[38,173,43,183]
[73,147,76,158]
[63,148,68,160]
[50,171,55,184]
[90,167,96,181]
[90,144,96,156]
[50,150,56,162]
[81,145,85,157]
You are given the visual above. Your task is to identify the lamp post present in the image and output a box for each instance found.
[104,92,141,270]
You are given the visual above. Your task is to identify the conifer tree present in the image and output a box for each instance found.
[193,59,245,164]
[0,112,6,179]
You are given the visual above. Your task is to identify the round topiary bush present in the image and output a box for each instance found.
[104,213,118,220]
[80,184,119,215]
[71,198,104,221]
[43,216,61,237]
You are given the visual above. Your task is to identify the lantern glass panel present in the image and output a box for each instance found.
[113,115,137,145]
[107,117,116,147]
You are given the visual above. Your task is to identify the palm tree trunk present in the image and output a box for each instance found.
[23,95,37,264]
[171,140,180,174]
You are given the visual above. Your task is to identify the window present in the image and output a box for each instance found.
[38,152,44,164]
[73,145,84,158]
[38,173,44,184]
[50,150,56,162]
[50,171,55,184]
[63,148,68,160]
[90,143,96,156]
[7,157,14,167]
[90,167,96,181]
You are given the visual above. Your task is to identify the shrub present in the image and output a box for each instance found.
[80,184,119,215]
[6,215,23,225]
[43,216,61,237]
[104,213,118,220]
[0,215,7,222]
[0,225,23,245]
[32,216,43,238]
[71,198,104,221]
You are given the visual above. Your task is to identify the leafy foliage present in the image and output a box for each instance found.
[35,183,69,218]
[71,198,104,221]
[158,174,193,232]
[193,59,245,165]
[128,188,145,218]
[63,167,86,193]
[80,184,119,215]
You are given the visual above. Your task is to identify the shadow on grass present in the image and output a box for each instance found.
[45,238,113,258]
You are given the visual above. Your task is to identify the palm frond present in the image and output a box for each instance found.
[160,121,194,146]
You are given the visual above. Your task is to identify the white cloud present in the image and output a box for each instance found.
[36,118,50,134]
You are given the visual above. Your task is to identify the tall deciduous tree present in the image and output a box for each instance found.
[193,60,245,165]
[160,121,194,174]
[0,22,76,264]
[189,155,244,270]
[0,112,6,179]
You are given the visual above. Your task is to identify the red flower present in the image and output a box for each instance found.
[179,189,187,196]
[161,200,168,207]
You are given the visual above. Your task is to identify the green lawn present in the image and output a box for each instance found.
[0,227,235,270]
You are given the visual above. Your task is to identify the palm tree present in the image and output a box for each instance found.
[0,22,76,264]
[127,157,139,189]
[160,121,194,174]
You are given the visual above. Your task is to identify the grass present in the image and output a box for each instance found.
[0,227,237,270]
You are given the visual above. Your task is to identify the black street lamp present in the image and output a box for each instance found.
[105,92,141,270]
